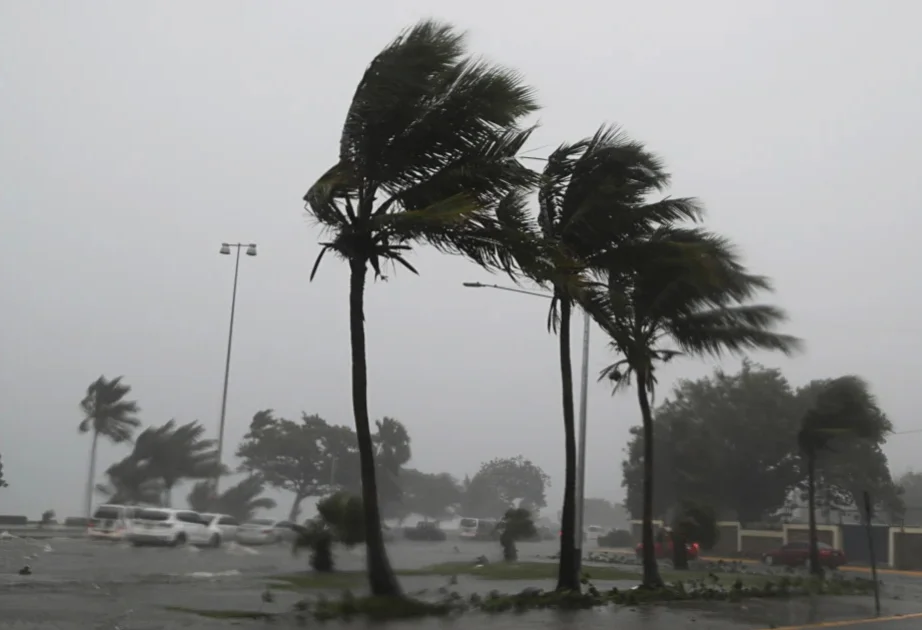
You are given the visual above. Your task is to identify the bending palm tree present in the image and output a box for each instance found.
[591,227,801,587]
[79,376,141,518]
[533,126,700,591]
[303,20,539,597]
[188,476,276,522]
[134,420,222,506]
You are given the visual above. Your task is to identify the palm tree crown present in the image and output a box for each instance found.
[305,19,540,282]
[79,376,141,442]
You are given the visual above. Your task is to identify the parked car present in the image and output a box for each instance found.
[201,513,240,542]
[237,518,296,545]
[125,508,221,547]
[636,539,700,560]
[762,541,846,568]
[87,504,138,541]
[404,521,447,542]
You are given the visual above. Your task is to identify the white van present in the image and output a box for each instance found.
[586,525,605,543]
[125,508,222,547]
[87,504,138,541]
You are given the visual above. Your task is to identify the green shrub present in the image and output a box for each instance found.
[598,529,633,548]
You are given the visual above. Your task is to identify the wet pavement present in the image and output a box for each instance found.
[2,534,922,629]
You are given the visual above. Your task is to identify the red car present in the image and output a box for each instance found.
[762,541,846,569]
[635,540,700,560]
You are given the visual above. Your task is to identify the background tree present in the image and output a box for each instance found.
[0,453,7,489]
[95,456,163,506]
[898,471,922,525]
[400,469,463,522]
[302,19,539,597]
[78,376,141,518]
[622,363,803,523]
[237,411,342,519]
[462,456,550,518]
[187,476,276,521]
[372,417,412,518]
[798,376,890,577]
[496,508,537,561]
[593,226,799,588]
[133,420,221,506]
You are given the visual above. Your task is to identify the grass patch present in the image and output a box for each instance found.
[409,561,771,587]
[164,606,276,620]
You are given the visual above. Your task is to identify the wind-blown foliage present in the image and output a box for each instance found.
[78,376,141,517]
[0,453,7,489]
[302,19,539,597]
[95,456,163,506]
[798,376,889,576]
[187,476,276,522]
[133,420,222,506]
[590,223,800,588]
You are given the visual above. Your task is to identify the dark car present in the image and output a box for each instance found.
[635,540,700,560]
[404,521,447,542]
[762,541,846,568]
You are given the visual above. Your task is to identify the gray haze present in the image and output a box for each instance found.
[2,1,921,519]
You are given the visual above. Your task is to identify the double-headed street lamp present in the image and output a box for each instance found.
[215,242,257,493]
[462,281,591,570]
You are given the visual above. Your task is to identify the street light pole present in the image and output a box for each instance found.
[215,242,257,493]
[462,281,591,567]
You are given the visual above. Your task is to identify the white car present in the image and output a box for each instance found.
[87,504,138,541]
[201,513,240,542]
[126,508,222,547]
[236,518,296,545]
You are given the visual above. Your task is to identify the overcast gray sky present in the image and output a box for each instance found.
[2,0,920,520]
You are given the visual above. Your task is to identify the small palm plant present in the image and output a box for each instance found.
[292,491,366,573]
[302,19,540,596]
[79,376,141,518]
[590,227,801,587]
[495,507,537,562]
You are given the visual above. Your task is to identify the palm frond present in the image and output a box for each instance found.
[667,305,802,358]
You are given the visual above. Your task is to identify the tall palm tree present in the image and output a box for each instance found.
[302,20,539,597]
[79,376,141,518]
[798,376,888,577]
[591,227,801,587]
[532,126,701,591]
[187,476,276,522]
[134,420,222,506]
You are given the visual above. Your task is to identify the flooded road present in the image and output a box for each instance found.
[2,535,921,629]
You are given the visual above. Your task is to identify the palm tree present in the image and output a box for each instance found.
[79,376,141,518]
[591,227,801,587]
[134,420,222,506]
[95,455,163,506]
[187,476,276,522]
[302,20,539,597]
[530,126,701,591]
[798,376,889,577]
[0,453,8,489]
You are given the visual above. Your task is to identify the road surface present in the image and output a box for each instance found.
[2,534,921,629]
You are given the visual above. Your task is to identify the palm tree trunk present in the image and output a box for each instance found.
[349,259,402,597]
[555,299,580,592]
[84,431,100,518]
[635,370,664,588]
[806,452,823,577]
[289,491,305,522]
